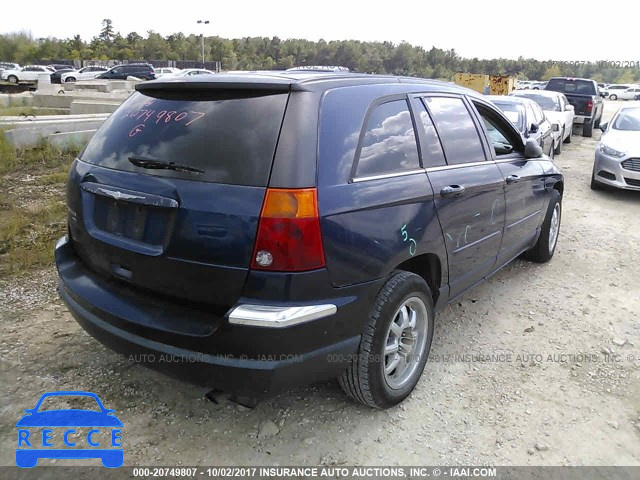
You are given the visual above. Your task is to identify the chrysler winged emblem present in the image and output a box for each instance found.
[97,188,145,201]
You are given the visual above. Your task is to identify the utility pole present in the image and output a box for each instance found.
[196,20,210,67]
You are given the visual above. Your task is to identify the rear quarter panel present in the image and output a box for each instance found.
[316,85,448,289]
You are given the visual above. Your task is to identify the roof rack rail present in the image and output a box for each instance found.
[285,66,350,73]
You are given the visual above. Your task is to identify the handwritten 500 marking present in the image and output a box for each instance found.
[400,224,417,256]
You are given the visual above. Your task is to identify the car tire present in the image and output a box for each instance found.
[65,77,76,83]
[594,115,601,128]
[7,75,18,84]
[338,271,434,409]
[583,121,593,137]
[524,189,562,263]
[610,94,617,101]
[554,130,563,155]
[564,126,572,144]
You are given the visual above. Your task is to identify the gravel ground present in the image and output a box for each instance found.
[1,100,639,467]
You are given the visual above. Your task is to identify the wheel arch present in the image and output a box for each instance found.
[393,253,443,306]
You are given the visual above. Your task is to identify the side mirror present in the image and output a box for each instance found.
[599,122,608,132]
[565,104,574,112]
[530,123,539,133]
[524,138,543,158]
[552,123,560,132]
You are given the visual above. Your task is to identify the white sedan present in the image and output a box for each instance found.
[61,66,108,83]
[510,89,575,155]
[615,87,640,101]
[154,67,182,77]
[170,68,215,77]
[0,65,54,83]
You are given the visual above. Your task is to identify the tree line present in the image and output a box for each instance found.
[1,19,639,84]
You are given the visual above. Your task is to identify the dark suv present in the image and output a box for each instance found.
[55,72,563,408]
[97,63,155,81]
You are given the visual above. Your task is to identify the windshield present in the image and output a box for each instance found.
[80,90,289,186]
[493,103,524,131]
[612,108,640,131]
[519,94,559,111]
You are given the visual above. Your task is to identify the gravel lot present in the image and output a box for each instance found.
[1,100,639,467]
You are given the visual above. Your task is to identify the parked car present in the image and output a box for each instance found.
[55,73,563,409]
[530,81,547,90]
[591,106,640,191]
[0,65,55,83]
[601,84,636,100]
[0,62,20,77]
[510,90,575,154]
[48,64,74,71]
[516,80,532,90]
[61,66,108,83]
[170,68,215,77]
[545,77,604,137]
[488,95,557,157]
[154,67,182,77]
[614,86,640,101]
[50,67,76,84]
[96,63,155,81]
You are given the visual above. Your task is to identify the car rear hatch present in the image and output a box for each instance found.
[67,78,291,307]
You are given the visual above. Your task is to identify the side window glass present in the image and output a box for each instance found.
[414,100,446,168]
[423,96,485,165]
[525,104,536,129]
[474,104,519,157]
[355,99,420,177]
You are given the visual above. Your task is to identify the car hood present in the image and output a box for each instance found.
[601,129,640,156]
[16,410,123,427]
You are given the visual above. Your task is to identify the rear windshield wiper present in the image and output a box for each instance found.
[128,156,204,174]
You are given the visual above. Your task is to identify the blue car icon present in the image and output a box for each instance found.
[16,391,123,468]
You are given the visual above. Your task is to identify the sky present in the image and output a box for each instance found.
[1,0,637,61]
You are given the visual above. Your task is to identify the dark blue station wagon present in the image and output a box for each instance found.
[55,72,563,408]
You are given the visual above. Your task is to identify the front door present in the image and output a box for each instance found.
[469,99,547,265]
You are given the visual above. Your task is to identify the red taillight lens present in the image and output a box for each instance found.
[251,188,325,272]
[586,99,593,113]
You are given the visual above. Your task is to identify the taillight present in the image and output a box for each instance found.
[251,188,325,272]
[586,99,593,113]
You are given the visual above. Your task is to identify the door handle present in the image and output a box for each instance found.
[505,175,521,184]
[440,185,466,197]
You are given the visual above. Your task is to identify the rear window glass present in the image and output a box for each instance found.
[493,102,524,131]
[546,79,596,95]
[424,96,486,165]
[80,91,288,186]
[519,94,559,111]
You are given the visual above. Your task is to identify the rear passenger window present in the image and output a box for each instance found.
[355,100,420,177]
[423,96,485,165]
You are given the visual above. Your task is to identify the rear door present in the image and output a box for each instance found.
[421,95,506,299]
[68,86,289,306]
[469,99,546,264]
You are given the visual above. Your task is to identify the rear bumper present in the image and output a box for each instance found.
[573,115,591,125]
[55,236,378,398]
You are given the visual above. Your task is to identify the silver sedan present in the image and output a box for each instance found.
[591,106,640,191]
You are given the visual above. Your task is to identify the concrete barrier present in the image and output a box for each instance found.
[47,129,97,149]
[1,114,109,148]
[32,93,74,109]
[70,100,122,114]
[0,92,34,108]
